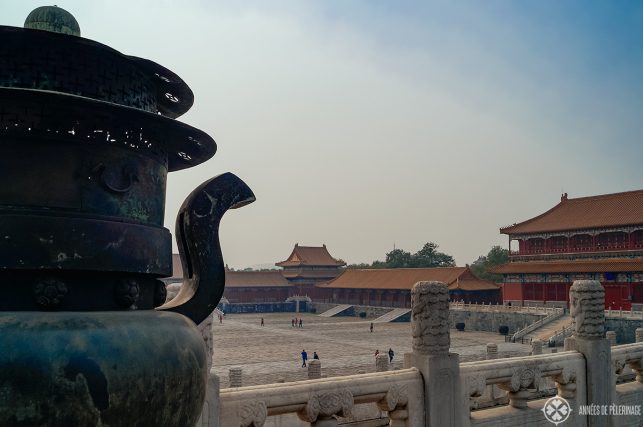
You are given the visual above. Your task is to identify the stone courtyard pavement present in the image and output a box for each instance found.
[212,312,532,388]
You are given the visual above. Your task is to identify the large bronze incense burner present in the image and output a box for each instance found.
[0,6,255,426]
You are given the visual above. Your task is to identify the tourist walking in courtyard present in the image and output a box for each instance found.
[260,317,264,326]
[299,318,303,328]
[291,318,295,327]
[370,322,373,333]
[313,351,319,360]
[301,349,308,367]
[388,348,394,363]
[374,349,379,359]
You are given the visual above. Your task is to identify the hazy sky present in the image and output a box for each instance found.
[5,1,643,268]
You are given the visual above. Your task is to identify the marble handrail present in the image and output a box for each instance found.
[612,342,643,384]
[460,351,586,411]
[218,368,424,427]
[604,309,643,319]
[449,302,563,316]
[511,309,565,341]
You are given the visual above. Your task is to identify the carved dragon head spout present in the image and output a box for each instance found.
[157,172,255,324]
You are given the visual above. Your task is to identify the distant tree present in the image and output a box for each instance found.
[410,242,455,268]
[371,260,388,269]
[346,242,455,269]
[471,246,509,282]
[385,248,413,268]
[236,267,280,272]
[346,263,371,269]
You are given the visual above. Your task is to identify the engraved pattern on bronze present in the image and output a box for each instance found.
[33,277,68,309]
[154,281,168,308]
[114,278,140,308]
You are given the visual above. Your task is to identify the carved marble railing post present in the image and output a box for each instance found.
[635,328,643,343]
[229,367,243,388]
[404,281,463,427]
[297,389,353,427]
[308,359,322,379]
[567,280,611,427]
[606,331,616,346]
[377,384,409,427]
[481,343,508,406]
[553,366,581,417]
[486,343,498,360]
[197,372,221,427]
[376,354,390,372]
[531,339,543,355]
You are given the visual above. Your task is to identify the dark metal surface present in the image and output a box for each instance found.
[158,172,256,324]
[0,87,216,172]
[0,213,172,273]
[0,312,206,426]
[0,25,194,118]
[0,10,255,425]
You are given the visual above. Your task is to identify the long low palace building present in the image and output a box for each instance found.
[491,190,643,309]
[315,267,501,307]
[223,271,292,303]
[166,244,501,306]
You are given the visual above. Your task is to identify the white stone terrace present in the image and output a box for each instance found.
[199,281,643,427]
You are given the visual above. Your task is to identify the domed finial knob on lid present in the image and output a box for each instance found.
[24,5,81,36]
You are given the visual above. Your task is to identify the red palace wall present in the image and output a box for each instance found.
[224,287,291,303]
[502,282,523,302]
[502,281,640,310]
[221,284,504,307]
[603,283,637,310]
[323,288,412,308]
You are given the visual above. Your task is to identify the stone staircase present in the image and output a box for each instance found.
[318,304,353,317]
[373,308,411,323]
[524,314,572,342]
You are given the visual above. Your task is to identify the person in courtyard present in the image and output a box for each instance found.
[313,351,319,360]
[370,322,373,333]
[299,318,303,328]
[374,349,379,359]
[291,318,295,327]
[301,349,308,367]
[388,348,394,363]
[260,317,264,326]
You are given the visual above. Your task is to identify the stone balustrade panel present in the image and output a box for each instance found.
[218,369,424,427]
[460,352,587,426]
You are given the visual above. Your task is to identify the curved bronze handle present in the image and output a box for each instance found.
[156,172,255,324]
